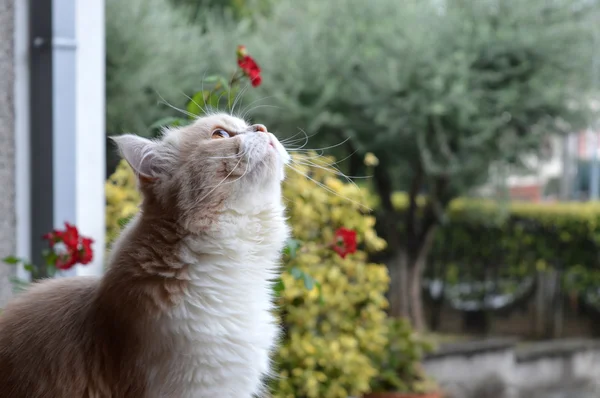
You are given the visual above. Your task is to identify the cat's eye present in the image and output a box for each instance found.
[212,129,230,139]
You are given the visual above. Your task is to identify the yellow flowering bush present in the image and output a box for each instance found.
[105,154,390,398]
[273,154,389,398]
[105,159,141,246]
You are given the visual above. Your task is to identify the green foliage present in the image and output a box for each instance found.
[273,155,389,398]
[2,256,19,265]
[105,160,142,246]
[170,0,272,20]
[392,194,600,296]
[106,0,232,137]
[105,0,269,140]
[370,318,438,394]
[218,0,598,190]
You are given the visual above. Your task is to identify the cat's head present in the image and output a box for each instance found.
[113,113,290,231]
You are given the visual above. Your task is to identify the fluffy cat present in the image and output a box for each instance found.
[0,114,291,398]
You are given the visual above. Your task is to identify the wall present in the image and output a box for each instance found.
[0,0,15,306]
[424,339,600,398]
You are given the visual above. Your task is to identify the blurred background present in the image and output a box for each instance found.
[2,0,600,397]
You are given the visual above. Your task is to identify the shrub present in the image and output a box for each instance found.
[370,318,437,394]
[105,159,141,246]
[391,193,600,297]
[273,156,389,398]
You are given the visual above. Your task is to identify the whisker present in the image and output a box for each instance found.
[215,90,228,113]
[289,128,311,150]
[286,136,352,153]
[301,149,359,169]
[279,131,309,145]
[239,96,276,120]
[231,79,252,116]
[205,154,245,160]
[286,164,371,211]
[155,91,197,119]
[280,129,319,147]
[281,137,313,146]
[227,70,237,114]
[286,150,326,160]
[201,70,209,112]
[292,159,370,180]
[242,104,283,118]
[193,150,248,201]
[181,92,206,117]
[291,158,362,190]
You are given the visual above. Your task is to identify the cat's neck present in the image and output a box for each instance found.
[103,200,288,291]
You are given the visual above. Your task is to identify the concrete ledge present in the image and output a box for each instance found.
[516,338,600,362]
[424,338,600,395]
[426,338,518,360]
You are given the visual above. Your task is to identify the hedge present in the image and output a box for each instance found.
[391,194,600,296]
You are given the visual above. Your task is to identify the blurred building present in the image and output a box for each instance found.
[0,0,105,305]
[505,136,565,202]
[480,130,600,203]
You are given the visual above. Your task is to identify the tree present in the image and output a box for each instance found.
[177,0,598,329]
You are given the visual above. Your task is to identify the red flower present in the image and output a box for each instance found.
[62,222,80,250]
[41,223,94,270]
[55,252,78,270]
[237,45,262,87]
[332,227,357,258]
[236,45,248,58]
[42,231,63,247]
[79,237,94,265]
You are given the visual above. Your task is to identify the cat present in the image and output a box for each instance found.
[0,113,291,398]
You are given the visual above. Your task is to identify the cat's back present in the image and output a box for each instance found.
[0,276,99,398]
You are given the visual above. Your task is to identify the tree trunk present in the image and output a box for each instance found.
[388,250,410,318]
[371,159,447,329]
[408,262,425,331]
[406,226,437,331]
[372,162,409,318]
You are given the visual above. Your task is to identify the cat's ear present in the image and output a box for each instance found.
[111,134,162,181]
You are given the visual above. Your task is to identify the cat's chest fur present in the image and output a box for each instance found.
[149,207,288,398]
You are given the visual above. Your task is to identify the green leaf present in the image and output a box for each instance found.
[45,251,57,266]
[226,87,241,109]
[117,216,133,229]
[315,282,325,305]
[202,75,221,84]
[23,263,33,272]
[211,76,230,91]
[9,277,30,294]
[2,256,20,265]
[207,89,226,111]
[303,274,314,290]
[273,278,285,297]
[149,116,186,131]
[187,90,210,117]
[290,267,303,280]
[284,238,302,259]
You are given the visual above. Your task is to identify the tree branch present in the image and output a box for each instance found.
[406,164,424,240]
[373,161,401,245]
[417,175,450,245]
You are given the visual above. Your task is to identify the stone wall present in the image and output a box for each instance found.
[0,0,15,306]
[424,338,600,398]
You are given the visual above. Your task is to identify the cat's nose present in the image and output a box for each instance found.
[250,124,267,133]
